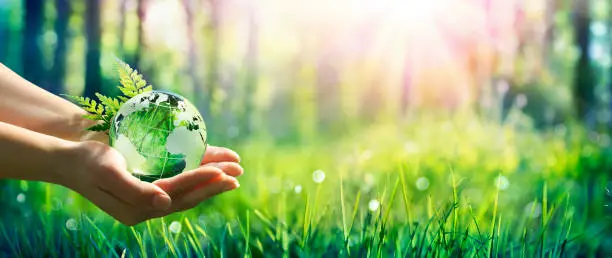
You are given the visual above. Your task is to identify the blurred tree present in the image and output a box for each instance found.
[573,0,595,121]
[22,0,45,87]
[84,0,101,98]
[181,0,203,113]
[202,0,220,121]
[133,0,146,69]
[118,0,127,56]
[316,57,339,131]
[0,7,8,63]
[48,0,71,94]
[543,0,558,63]
[242,1,258,136]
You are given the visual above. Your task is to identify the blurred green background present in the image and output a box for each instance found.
[1,0,612,257]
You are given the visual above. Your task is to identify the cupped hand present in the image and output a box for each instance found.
[57,141,243,226]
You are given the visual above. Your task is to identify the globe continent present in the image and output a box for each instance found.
[109,90,207,182]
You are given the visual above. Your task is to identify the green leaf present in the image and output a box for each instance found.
[115,58,153,98]
[95,93,121,114]
[61,58,156,134]
[86,122,110,132]
[82,114,103,120]
[62,94,104,117]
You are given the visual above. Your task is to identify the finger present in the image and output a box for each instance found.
[170,175,240,212]
[205,162,244,177]
[153,166,225,196]
[84,187,149,226]
[97,166,172,211]
[201,146,240,164]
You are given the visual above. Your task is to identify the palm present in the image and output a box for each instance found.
[153,146,243,213]
[72,142,242,226]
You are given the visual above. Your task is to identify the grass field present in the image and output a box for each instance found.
[1,112,612,257]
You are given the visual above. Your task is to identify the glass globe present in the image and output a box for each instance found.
[109,90,207,182]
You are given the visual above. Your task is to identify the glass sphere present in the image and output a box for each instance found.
[109,90,207,182]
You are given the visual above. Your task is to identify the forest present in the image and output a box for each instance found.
[1,0,612,256]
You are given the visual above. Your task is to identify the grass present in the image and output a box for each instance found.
[1,112,612,257]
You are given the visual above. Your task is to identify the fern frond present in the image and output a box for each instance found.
[86,123,110,132]
[95,93,121,114]
[61,58,156,134]
[115,58,152,98]
[62,94,104,117]
[82,113,103,121]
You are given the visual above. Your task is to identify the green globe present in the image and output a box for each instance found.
[109,90,207,182]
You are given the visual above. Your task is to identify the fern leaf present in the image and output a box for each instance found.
[140,85,153,93]
[86,122,110,132]
[63,94,103,117]
[82,114,103,120]
[115,58,152,98]
[95,93,121,114]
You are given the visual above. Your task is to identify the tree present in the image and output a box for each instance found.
[242,1,258,136]
[49,0,71,94]
[543,0,558,63]
[22,0,45,87]
[202,0,220,121]
[118,0,127,56]
[181,0,203,112]
[133,0,147,69]
[0,8,8,64]
[572,0,594,121]
[84,0,102,98]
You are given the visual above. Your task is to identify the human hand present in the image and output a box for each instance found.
[54,141,243,226]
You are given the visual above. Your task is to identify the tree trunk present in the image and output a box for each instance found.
[315,57,339,131]
[49,0,71,95]
[181,0,204,111]
[203,0,220,121]
[543,0,558,63]
[572,0,594,121]
[22,0,45,87]
[243,2,258,136]
[133,0,146,69]
[84,0,102,98]
[118,0,127,57]
[0,9,8,64]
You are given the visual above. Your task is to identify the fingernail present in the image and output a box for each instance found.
[152,194,171,210]
[225,181,240,191]
[233,151,241,163]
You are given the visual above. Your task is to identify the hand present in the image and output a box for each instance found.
[55,141,243,226]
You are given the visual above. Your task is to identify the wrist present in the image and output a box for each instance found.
[45,138,80,186]
[70,111,109,144]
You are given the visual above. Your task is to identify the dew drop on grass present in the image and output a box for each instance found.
[294,185,302,194]
[169,221,181,234]
[66,218,79,231]
[416,177,429,190]
[495,176,510,190]
[368,199,380,212]
[524,201,542,218]
[312,169,325,183]
[16,193,25,203]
